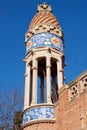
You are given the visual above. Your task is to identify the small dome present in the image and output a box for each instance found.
[26,3,64,42]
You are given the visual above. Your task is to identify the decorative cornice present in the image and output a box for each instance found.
[58,85,66,94]
[22,118,56,129]
[22,103,54,114]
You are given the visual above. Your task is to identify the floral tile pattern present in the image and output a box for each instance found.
[26,33,63,54]
[23,106,54,124]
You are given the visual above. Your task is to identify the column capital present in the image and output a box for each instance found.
[57,59,59,62]
[60,54,64,58]
[32,66,37,70]
[46,55,51,67]
[46,65,51,68]
[59,69,64,72]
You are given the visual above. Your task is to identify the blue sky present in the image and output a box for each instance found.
[0,0,87,93]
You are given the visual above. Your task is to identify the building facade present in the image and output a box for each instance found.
[22,3,87,130]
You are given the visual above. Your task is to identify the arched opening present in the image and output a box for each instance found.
[37,58,47,103]
[51,58,58,103]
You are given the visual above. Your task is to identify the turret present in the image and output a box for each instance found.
[22,3,65,130]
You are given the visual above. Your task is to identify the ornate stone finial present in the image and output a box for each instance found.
[37,3,52,12]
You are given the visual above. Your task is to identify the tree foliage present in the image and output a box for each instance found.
[13,111,23,130]
[0,89,23,130]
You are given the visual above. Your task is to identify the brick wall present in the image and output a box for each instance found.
[54,71,87,130]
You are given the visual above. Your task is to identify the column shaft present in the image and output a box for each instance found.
[31,59,37,105]
[57,57,63,90]
[46,56,51,103]
[24,64,30,109]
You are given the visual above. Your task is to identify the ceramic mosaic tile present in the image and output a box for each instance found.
[26,33,63,54]
[23,106,54,124]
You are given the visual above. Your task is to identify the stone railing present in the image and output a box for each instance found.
[68,71,87,100]
[80,76,87,92]
[69,83,78,100]
[23,104,54,125]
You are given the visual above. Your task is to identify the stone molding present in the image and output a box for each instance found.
[22,118,56,129]
[23,103,54,113]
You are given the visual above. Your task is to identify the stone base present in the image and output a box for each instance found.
[22,120,55,130]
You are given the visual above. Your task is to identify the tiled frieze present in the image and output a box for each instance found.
[23,106,54,124]
[26,33,63,54]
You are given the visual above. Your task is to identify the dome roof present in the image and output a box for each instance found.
[26,3,64,42]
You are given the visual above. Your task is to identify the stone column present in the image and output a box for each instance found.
[24,64,31,109]
[57,56,63,90]
[31,58,37,105]
[46,55,52,103]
